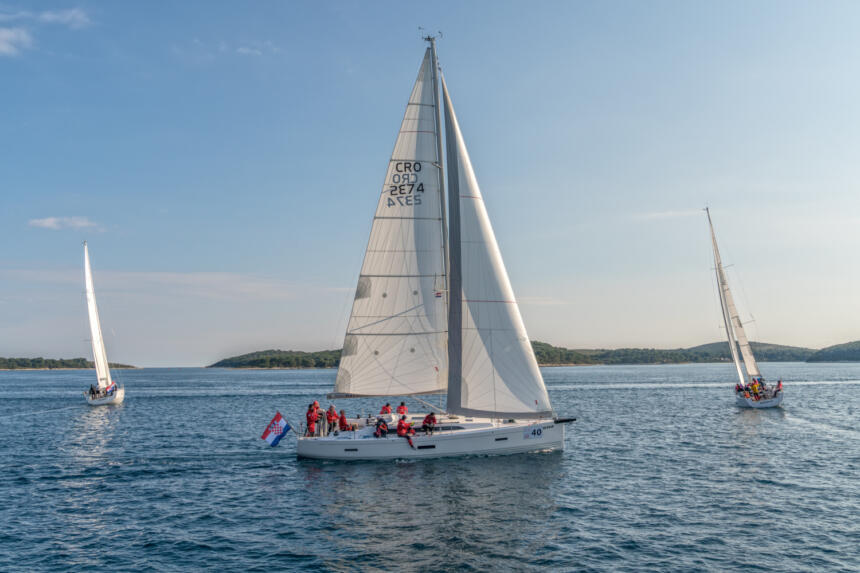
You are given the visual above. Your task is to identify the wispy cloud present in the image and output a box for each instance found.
[236,46,262,56]
[0,27,31,55]
[632,209,704,221]
[173,38,281,63]
[0,7,90,56]
[37,8,91,29]
[29,216,98,230]
[0,7,91,28]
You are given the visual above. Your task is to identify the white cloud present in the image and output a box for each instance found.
[0,27,32,56]
[29,216,98,230]
[0,8,91,29]
[236,46,262,56]
[37,8,90,29]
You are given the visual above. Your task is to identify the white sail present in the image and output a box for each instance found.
[84,242,112,389]
[442,76,552,419]
[330,48,448,398]
[706,209,760,382]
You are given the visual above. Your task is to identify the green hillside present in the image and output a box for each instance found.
[0,357,135,370]
[806,340,860,362]
[531,341,595,365]
[210,340,815,369]
[209,349,342,368]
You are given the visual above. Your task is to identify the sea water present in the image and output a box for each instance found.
[1,363,857,571]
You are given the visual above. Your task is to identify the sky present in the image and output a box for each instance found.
[2,1,859,366]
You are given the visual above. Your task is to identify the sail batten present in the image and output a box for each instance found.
[331,48,448,398]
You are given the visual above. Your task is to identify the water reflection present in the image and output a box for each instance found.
[294,452,564,568]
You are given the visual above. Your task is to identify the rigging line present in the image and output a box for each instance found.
[412,393,448,414]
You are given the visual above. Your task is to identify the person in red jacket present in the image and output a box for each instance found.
[396,401,408,415]
[306,403,318,436]
[397,415,415,448]
[380,403,392,415]
[325,405,338,433]
[421,412,437,435]
[374,417,389,438]
[338,410,351,431]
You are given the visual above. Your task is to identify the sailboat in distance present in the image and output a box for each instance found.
[706,209,784,408]
[82,242,124,405]
[296,38,573,460]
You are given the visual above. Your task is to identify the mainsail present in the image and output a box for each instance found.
[442,76,552,419]
[706,208,760,383]
[84,242,112,389]
[330,48,448,398]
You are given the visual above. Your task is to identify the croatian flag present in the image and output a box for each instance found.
[261,411,291,447]
[435,291,442,298]
[105,381,116,394]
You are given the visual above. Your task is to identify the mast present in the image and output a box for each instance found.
[426,36,450,305]
[443,74,463,408]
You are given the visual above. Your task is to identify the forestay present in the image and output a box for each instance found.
[442,76,552,419]
[707,209,760,382]
[84,242,112,390]
[330,49,448,398]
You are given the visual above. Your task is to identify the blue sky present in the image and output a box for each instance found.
[2,1,859,366]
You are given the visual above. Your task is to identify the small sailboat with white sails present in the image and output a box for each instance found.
[82,242,124,405]
[706,208,784,409]
[296,38,573,460]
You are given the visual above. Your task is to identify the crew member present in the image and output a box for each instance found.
[374,417,389,438]
[777,380,783,392]
[306,404,318,436]
[397,415,415,448]
[380,403,392,415]
[338,410,351,431]
[396,401,408,415]
[326,405,338,433]
[422,412,437,435]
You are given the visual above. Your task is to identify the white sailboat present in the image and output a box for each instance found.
[82,242,124,405]
[706,209,783,408]
[296,39,573,460]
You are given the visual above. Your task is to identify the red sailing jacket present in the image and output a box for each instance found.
[397,419,411,436]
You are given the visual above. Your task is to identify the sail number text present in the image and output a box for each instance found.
[386,161,425,207]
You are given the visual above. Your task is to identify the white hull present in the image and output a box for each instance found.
[297,416,564,460]
[735,391,783,409]
[85,386,125,406]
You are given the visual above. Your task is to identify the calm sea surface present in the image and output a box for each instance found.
[1,363,858,572]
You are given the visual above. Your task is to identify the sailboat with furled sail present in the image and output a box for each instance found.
[706,208,784,408]
[82,242,124,405]
[296,38,573,460]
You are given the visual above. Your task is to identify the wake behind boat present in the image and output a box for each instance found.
[706,209,784,409]
[82,242,124,406]
[296,38,572,460]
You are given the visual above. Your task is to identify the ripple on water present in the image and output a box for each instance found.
[1,364,859,571]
